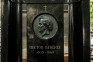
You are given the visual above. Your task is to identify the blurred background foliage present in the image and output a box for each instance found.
[90,0,93,28]
[90,0,93,37]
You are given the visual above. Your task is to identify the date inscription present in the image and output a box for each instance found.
[36,51,54,54]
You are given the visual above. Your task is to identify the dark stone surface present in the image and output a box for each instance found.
[2,0,90,62]
[27,4,64,62]
[9,0,80,4]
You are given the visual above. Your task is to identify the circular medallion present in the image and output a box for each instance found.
[33,14,58,40]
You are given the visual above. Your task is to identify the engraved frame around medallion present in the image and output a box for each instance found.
[32,13,58,40]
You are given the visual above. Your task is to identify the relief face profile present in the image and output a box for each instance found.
[38,16,53,36]
[33,14,58,40]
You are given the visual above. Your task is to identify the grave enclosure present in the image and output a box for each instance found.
[1,0,90,62]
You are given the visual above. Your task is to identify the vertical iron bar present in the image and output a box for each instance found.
[82,0,90,62]
[68,2,74,62]
[16,0,22,62]
[8,0,22,62]
[72,1,83,62]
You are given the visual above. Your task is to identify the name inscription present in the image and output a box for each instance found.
[29,46,61,49]
[29,46,61,54]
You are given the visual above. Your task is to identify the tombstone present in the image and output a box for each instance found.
[26,2,64,62]
[1,0,90,62]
